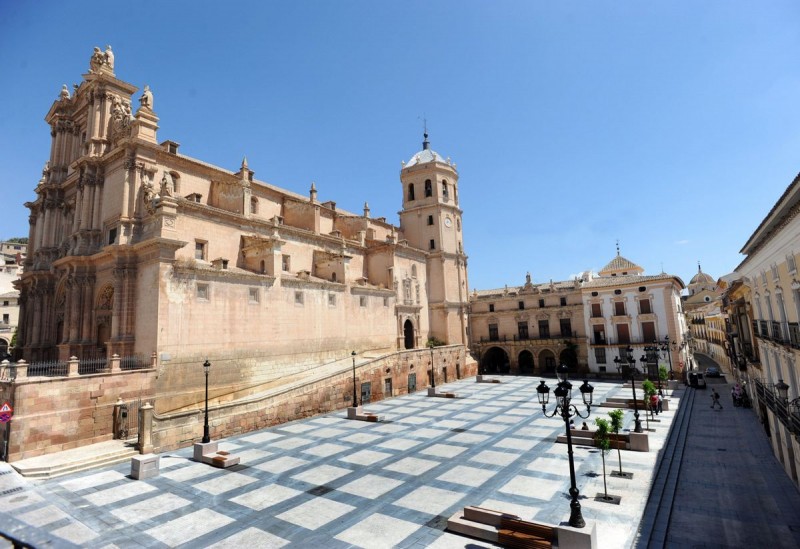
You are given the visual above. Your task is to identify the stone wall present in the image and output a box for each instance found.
[145,345,475,454]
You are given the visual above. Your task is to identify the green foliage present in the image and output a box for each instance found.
[659,365,668,381]
[608,409,624,434]
[5,237,27,244]
[594,418,612,454]
[642,379,657,397]
[426,337,445,348]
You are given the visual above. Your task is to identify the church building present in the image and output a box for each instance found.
[16,46,469,387]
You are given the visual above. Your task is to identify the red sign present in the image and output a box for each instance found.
[0,401,12,423]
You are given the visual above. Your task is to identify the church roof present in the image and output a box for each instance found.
[690,266,715,285]
[404,132,449,168]
[582,273,684,289]
[599,254,642,276]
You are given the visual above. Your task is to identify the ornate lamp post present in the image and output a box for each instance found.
[202,359,211,443]
[775,379,789,403]
[614,346,642,433]
[351,351,358,408]
[537,364,594,528]
[660,335,675,381]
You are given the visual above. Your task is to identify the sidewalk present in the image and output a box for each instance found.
[2,376,679,548]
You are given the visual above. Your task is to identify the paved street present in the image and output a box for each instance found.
[1,376,677,548]
[2,373,799,549]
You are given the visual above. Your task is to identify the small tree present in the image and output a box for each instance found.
[642,379,657,427]
[594,417,613,500]
[608,409,625,476]
[659,365,668,384]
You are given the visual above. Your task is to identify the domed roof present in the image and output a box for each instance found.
[598,250,644,277]
[690,265,714,285]
[404,133,448,168]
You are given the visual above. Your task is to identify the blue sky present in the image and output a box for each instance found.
[1,1,799,291]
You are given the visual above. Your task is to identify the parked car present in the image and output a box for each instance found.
[705,366,721,378]
[688,371,707,389]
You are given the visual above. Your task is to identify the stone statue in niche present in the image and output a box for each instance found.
[139,85,153,110]
[160,172,173,197]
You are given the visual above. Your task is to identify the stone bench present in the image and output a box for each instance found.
[476,375,501,383]
[447,505,595,549]
[130,454,160,480]
[193,441,241,468]
[347,406,385,422]
[428,387,457,398]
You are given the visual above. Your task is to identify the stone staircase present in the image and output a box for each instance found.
[11,439,138,480]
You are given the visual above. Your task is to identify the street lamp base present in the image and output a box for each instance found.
[568,499,585,528]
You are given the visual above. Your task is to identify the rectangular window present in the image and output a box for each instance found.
[616,323,630,344]
[248,288,259,303]
[518,301,524,310]
[359,296,367,307]
[539,298,545,308]
[196,283,209,300]
[593,326,605,344]
[408,373,417,393]
[108,227,117,246]
[518,322,529,339]
[295,291,303,305]
[560,318,572,337]
[594,348,607,364]
[429,239,435,250]
[2,301,8,307]
[489,303,495,312]
[383,297,389,307]
[488,323,499,341]
[427,215,434,226]
[329,294,337,306]
[788,254,797,273]
[384,378,392,396]
[538,320,550,339]
[560,297,567,306]
[282,254,291,272]
[195,240,207,260]
[639,299,652,314]
[641,321,656,342]
[614,301,626,316]
[591,303,602,318]
[771,264,779,280]
[424,180,432,197]
[408,184,415,201]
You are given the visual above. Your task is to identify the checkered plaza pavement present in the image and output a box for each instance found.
[1,376,679,548]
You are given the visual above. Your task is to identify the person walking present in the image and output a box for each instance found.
[657,390,664,414]
[711,389,723,409]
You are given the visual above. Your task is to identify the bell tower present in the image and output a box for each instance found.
[399,133,469,345]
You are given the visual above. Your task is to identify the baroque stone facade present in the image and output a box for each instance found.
[16,47,470,406]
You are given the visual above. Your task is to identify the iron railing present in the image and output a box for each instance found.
[753,378,800,438]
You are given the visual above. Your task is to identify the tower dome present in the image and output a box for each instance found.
[403,132,449,168]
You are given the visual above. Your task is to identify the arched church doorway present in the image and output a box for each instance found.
[483,347,510,374]
[538,349,556,374]
[518,350,534,375]
[403,319,415,349]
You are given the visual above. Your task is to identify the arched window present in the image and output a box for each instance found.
[411,265,417,278]
[408,184,415,201]
[331,272,337,282]
[260,260,266,274]
[250,197,258,214]
[442,180,449,200]
[424,179,432,197]
[169,171,181,195]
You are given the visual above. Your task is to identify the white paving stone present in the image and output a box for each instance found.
[338,449,393,465]
[335,512,420,548]
[84,480,158,506]
[58,470,126,492]
[393,485,464,515]
[276,497,355,530]
[341,432,383,444]
[292,464,352,485]
[194,471,258,495]
[145,508,234,546]
[337,473,404,499]
[301,442,349,457]
[269,436,315,450]
[240,431,284,444]
[448,432,490,444]
[230,484,303,511]
[406,427,447,439]
[206,527,289,548]
[384,456,440,475]
[110,493,191,524]
[255,455,310,475]
[470,449,521,467]
[18,504,70,527]
[436,465,496,487]
[308,427,349,438]
[494,437,538,451]
[499,475,564,500]
[51,521,99,545]
[161,462,212,482]
[526,456,571,475]
[420,443,468,458]
[279,423,317,433]
[377,438,422,451]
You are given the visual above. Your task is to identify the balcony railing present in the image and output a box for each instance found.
[753,378,800,438]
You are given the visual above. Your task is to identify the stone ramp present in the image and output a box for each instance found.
[11,439,137,480]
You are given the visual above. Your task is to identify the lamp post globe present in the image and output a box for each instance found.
[202,359,211,444]
[538,365,594,528]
